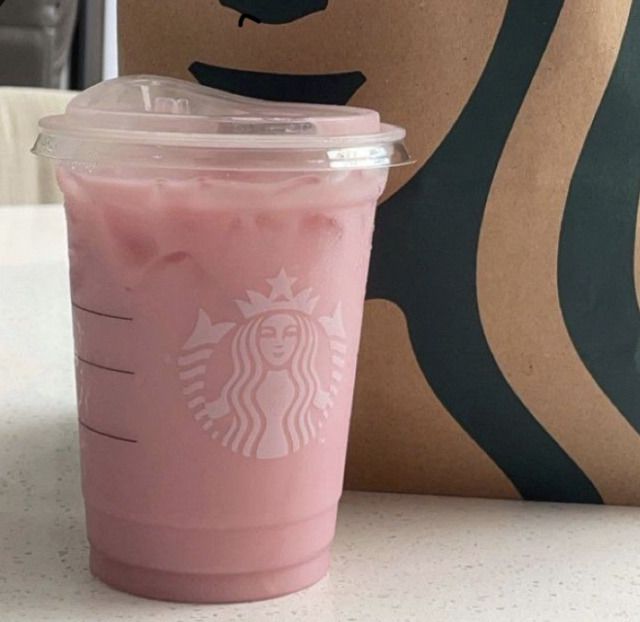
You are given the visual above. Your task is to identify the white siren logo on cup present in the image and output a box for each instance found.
[179,269,347,459]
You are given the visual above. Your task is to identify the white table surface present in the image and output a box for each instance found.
[3,205,640,622]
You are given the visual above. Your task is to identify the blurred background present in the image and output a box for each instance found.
[0,0,118,89]
[0,0,118,204]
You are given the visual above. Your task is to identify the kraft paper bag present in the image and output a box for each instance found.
[119,0,640,505]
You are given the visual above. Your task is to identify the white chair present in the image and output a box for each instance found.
[0,87,74,205]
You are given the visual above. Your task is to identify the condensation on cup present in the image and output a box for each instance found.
[33,75,410,603]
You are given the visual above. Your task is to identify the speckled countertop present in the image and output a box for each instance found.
[3,205,640,622]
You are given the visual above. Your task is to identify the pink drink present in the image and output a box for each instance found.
[34,76,408,602]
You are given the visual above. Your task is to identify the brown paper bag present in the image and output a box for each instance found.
[119,0,640,505]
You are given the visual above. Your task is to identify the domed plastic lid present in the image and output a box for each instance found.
[33,75,410,171]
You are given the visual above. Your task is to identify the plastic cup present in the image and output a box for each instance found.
[33,76,409,603]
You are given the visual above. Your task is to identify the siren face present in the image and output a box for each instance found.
[259,313,300,367]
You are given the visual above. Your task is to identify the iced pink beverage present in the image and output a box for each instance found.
[34,76,408,602]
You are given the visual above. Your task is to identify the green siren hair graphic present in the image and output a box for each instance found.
[367,0,601,503]
[559,2,640,437]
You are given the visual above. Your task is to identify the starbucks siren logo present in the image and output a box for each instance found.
[178,269,346,459]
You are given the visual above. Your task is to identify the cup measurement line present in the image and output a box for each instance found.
[76,354,135,375]
[79,420,138,443]
[72,301,133,321]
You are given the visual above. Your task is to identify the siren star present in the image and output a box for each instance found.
[266,268,296,300]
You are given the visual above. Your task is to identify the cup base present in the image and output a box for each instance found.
[89,546,331,603]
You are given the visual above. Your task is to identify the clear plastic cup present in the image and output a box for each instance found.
[33,75,409,603]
